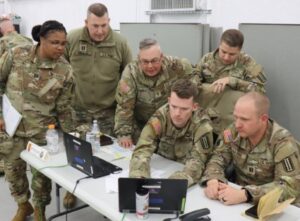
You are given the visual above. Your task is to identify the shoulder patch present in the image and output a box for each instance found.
[223,129,233,144]
[149,118,161,135]
[200,135,210,149]
[119,80,130,93]
[282,157,295,172]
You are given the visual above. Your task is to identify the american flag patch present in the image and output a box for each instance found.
[223,129,233,144]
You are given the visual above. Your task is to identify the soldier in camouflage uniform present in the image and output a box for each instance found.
[63,3,132,208]
[196,29,267,133]
[200,92,300,206]
[130,79,215,187]
[115,38,199,148]
[0,15,32,176]
[0,20,74,221]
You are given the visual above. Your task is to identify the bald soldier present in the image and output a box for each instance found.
[115,38,199,148]
[201,92,300,206]
[130,79,215,187]
[196,29,267,133]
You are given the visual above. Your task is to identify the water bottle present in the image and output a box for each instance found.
[46,124,59,154]
[91,120,101,151]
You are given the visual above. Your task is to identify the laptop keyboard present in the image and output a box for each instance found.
[92,156,122,176]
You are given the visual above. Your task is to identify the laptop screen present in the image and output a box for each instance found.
[118,178,188,214]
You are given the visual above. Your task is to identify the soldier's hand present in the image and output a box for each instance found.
[211,77,229,93]
[118,136,133,149]
[217,182,248,205]
[0,118,5,131]
[204,179,219,200]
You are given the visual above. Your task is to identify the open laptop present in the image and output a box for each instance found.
[63,132,122,178]
[118,178,188,214]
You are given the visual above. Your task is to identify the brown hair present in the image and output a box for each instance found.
[171,79,198,101]
[221,29,244,49]
[87,3,108,17]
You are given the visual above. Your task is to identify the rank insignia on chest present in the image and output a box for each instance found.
[79,43,87,53]
[247,166,256,175]
[200,136,210,149]
[223,129,233,144]
[283,157,294,172]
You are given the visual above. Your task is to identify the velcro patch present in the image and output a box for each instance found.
[200,136,210,149]
[119,80,130,93]
[283,157,294,172]
[223,129,233,144]
[150,118,161,136]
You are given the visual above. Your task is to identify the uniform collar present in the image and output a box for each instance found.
[29,45,57,69]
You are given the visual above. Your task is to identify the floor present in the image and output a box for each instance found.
[0,169,108,221]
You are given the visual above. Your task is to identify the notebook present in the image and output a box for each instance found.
[118,178,188,214]
[63,132,122,178]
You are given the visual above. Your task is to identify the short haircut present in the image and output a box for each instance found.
[139,38,160,50]
[87,3,108,18]
[221,29,244,49]
[171,79,198,101]
[238,92,270,116]
[31,20,66,43]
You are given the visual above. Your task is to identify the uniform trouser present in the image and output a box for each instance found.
[72,106,115,136]
[2,134,51,207]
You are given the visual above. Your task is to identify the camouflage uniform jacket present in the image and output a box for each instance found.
[0,31,32,56]
[0,45,74,137]
[201,119,300,204]
[196,49,267,93]
[130,104,214,187]
[114,56,198,139]
[64,27,132,112]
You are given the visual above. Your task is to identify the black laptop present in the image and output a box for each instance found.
[118,178,188,214]
[63,132,122,178]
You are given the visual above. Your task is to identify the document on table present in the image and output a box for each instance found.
[2,94,22,137]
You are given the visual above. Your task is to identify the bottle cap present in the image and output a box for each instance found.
[48,124,55,129]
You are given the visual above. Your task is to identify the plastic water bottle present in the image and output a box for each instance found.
[91,120,101,151]
[46,124,59,154]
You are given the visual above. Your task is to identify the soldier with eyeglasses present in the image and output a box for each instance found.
[114,38,200,148]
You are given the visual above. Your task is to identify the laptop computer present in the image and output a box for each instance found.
[63,132,122,178]
[118,178,188,214]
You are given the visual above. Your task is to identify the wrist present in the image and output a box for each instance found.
[242,188,252,203]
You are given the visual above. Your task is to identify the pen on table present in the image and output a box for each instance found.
[111,156,126,162]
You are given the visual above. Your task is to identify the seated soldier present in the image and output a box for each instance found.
[200,92,300,207]
[130,79,215,187]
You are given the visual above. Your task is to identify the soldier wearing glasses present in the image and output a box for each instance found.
[114,38,199,148]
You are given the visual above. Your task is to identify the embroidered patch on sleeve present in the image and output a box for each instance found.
[119,80,130,93]
[150,118,161,135]
[223,129,233,144]
[283,157,294,172]
[200,136,210,149]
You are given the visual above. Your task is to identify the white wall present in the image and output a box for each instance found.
[3,0,300,37]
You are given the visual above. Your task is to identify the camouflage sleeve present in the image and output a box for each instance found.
[200,135,233,185]
[227,58,267,93]
[0,50,13,117]
[244,137,300,203]
[169,121,214,187]
[56,66,74,132]
[114,65,137,139]
[129,117,160,178]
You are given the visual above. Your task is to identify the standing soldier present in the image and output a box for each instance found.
[64,3,132,208]
[115,38,199,148]
[0,20,74,221]
[130,79,214,187]
[196,29,267,133]
[201,92,300,206]
[0,15,32,177]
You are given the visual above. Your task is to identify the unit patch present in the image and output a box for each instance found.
[283,157,294,172]
[200,136,210,149]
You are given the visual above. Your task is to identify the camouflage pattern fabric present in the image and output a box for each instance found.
[196,49,267,133]
[130,104,214,187]
[64,27,132,128]
[0,44,74,207]
[114,56,200,143]
[201,119,300,205]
